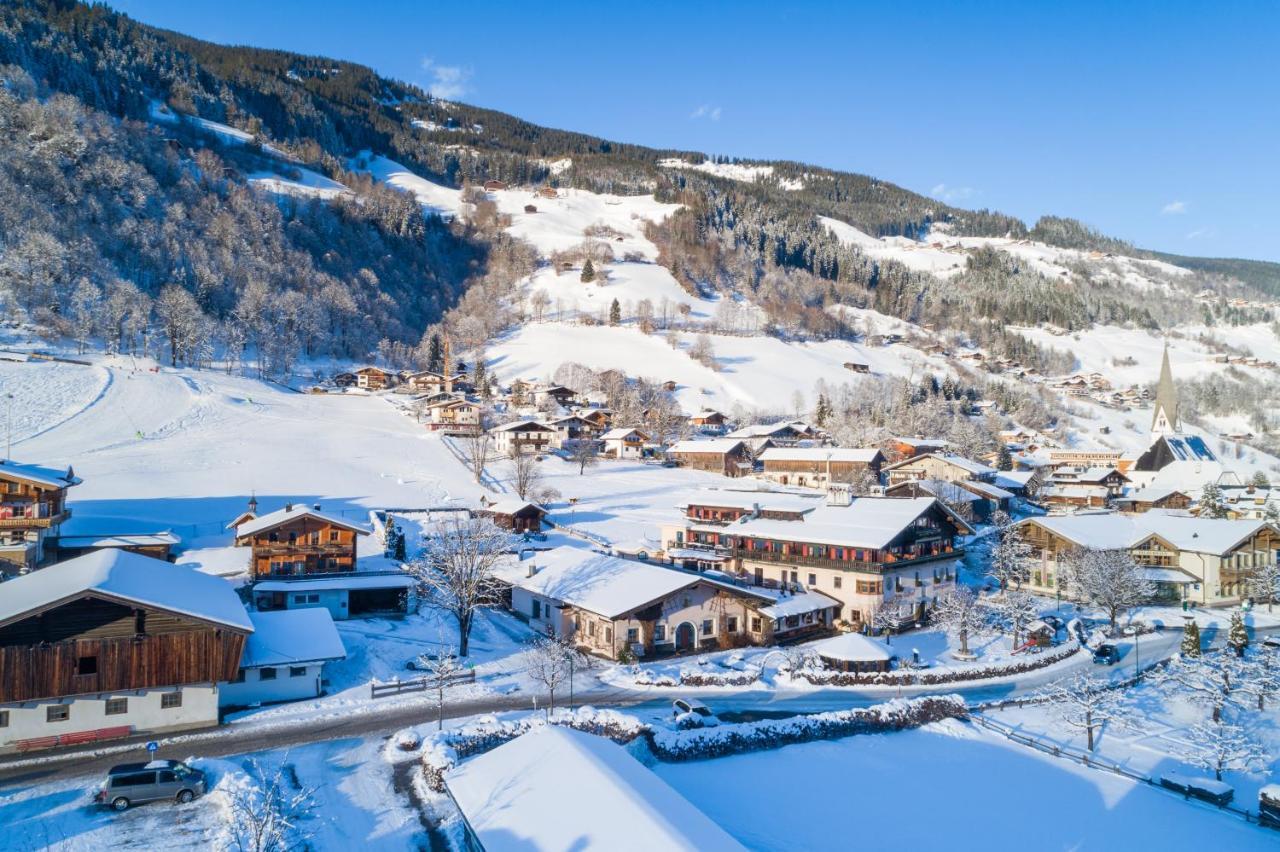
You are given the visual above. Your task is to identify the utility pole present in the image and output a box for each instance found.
[4,392,13,460]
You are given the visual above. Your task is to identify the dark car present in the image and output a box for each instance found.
[1092,644,1121,665]
[94,760,207,811]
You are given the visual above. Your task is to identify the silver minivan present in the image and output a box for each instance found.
[93,759,207,811]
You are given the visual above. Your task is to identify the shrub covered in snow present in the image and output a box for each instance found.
[799,641,1081,687]
[630,665,762,688]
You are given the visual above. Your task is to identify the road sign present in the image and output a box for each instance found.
[146,740,158,754]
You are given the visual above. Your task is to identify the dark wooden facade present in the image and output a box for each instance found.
[670,443,752,477]
[0,596,247,703]
[239,516,360,579]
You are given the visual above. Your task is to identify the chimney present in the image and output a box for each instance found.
[314,504,322,511]
[284,502,293,512]
[826,484,853,507]
[526,563,538,578]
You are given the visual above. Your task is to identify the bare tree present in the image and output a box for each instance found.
[567,440,598,475]
[1247,561,1280,613]
[1059,548,1154,633]
[989,590,1040,648]
[225,758,316,852]
[1038,670,1128,751]
[1150,652,1250,723]
[407,515,514,656]
[1238,648,1280,711]
[987,514,1031,591]
[932,586,988,658]
[1183,720,1269,781]
[529,289,551,322]
[465,432,491,483]
[424,652,463,730]
[510,450,542,500]
[526,634,576,717]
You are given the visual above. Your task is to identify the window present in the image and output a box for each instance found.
[329,530,339,542]
[603,627,613,643]
[833,576,842,589]
[808,573,817,586]
[309,531,320,545]
[294,594,309,605]
[751,616,762,632]
[76,656,98,676]
[259,668,278,681]
[654,624,666,641]
[105,698,128,715]
[290,666,307,678]
[47,705,70,723]
[727,616,739,633]
[626,628,639,642]
[161,692,183,709]
[532,600,541,619]
[158,770,178,783]
[0,710,8,727]
[701,619,713,636]
[232,668,246,684]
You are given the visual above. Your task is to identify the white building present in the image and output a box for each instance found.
[219,609,346,708]
[489,420,560,456]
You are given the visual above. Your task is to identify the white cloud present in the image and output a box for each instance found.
[1161,200,1188,216]
[690,104,722,121]
[421,57,472,100]
[1185,227,1215,240]
[930,183,976,203]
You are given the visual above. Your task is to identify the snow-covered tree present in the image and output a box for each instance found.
[987,515,1031,591]
[526,635,577,716]
[510,450,542,500]
[1247,561,1280,613]
[225,758,316,852]
[1198,482,1228,519]
[1151,651,1250,723]
[1059,548,1154,633]
[1180,619,1202,657]
[1238,648,1280,711]
[1038,670,1127,751]
[567,440,598,475]
[1227,611,1249,657]
[408,515,514,656]
[932,586,987,658]
[1183,720,1269,781]
[423,652,463,730]
[989,590,1040,648]
[465,432,491,484]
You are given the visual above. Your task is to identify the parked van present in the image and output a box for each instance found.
[93,760,207,811]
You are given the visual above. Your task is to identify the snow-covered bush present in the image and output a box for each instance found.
[799,640,1081,687]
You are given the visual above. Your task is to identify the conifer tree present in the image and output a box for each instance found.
[996,444,1013,471]
[608,298,621,326]
[1227,611,1249,657]
[426,333,443,373]
[472,353,488,398]
[1180,620,1202,657]
[581,259,596,283]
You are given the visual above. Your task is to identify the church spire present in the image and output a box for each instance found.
[1151,344,1179,435]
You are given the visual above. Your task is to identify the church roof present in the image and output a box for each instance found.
[1152,344,1179,433]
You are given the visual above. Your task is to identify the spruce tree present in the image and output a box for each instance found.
[581,259,596,283]
[1252,470,1270,489]
[608,298,621,326]
[1227,611,1249,657]
[997,444,1013,471]
[472,354,488,398]
[1199,483,1227,519]
[1180,620,1202,657]
[426,333,443,373]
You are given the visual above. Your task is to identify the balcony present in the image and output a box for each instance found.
[728,544,961,573]
[251,542,350,555]
[0,504,69,529]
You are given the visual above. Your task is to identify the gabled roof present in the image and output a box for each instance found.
[759,447,882,464]
[0,550,253,633]
[235,504,369,538]
[883,452,995,477]
[242,609,345,667]
[757,590,841,620]
[668,438,746,455]
[812,631,894,662]
[1019,513,1274,555]
[446,727,744,852]
[677,489,821,514]
[353,365,390,375]
[729,420,811,439]
[486,499,546,516]
[696,496,967,549]
[0,459,81,489]
[600,427,649,441]
[490,419,556,433]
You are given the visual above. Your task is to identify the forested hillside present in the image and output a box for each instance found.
[1,0,1278,380]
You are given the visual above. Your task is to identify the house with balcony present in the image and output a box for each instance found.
[0,550,252,752]
[423,398,482,435]
[672,492,972,626]
[489,419,559,456]
[667,438,753,477]
[757,447,884,489]
[0,459,81,574]
[882,452,996,487]
[1015,513,1280,606]
[601,427,650,460]
[233,503,368,579]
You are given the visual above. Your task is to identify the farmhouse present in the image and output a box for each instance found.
[550,414,598,443]
[882,453,996,487]
[0,550,252,751]
[728,420,819,452]
[689,409,729,435]
[1016,513,1280,606]
[0,459,81,573]
[352,366,393,390]
[667,439,752,477]
[423,398,482,435]
[600,427,649,460]
[234,503,368,579]
[757,447,884,488]
[1114,487,1194,514]
[490,419,559,456]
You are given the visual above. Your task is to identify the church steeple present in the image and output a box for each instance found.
[1151,344,1180,436]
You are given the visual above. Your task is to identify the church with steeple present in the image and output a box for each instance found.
[1131,344,1220,474]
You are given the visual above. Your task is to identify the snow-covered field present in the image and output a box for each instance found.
[656,718,1276,850]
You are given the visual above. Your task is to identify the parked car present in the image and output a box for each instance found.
[94,760,207,811]
[1263,635,1280,650]
[672,698,719,728]
[1092,644,1121,665]
[407,650,456,671]
[1040,615,1065,632]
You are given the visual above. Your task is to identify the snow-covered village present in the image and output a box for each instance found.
[2,2,1280,850]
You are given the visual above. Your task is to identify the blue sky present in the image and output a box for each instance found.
[112,0,1279,261]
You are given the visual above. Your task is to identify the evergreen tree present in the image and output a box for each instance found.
[1227,611,1249,657]
[1180,620,1202,657]
[1252,470,1271,489]
[1199,483,1228,519]
[814,393,832,428]
[472,353,489,399]
[426,334,443,373]
[996,444,1013,471]
[608,298,621,326]
[581,259,596,283]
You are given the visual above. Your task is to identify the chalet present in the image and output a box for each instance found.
[483,179,508,192]
[490,420,559,456]
[0,459,81,573]
[495,548,837,657]
[674,492,972,625]
[600,427,649,460]
[886,437,949,460]
[0,550,252,752]
[479,499,547,534]
[757,447,884,488]
[233,503,368,580]
[667,490,822,530]
[1048,466,1129,497]
[728,421,819,452]
[218,608,346,709]
[353,366,393,391]
[403,370,466,395]
[531,385,579,409]
[951,479,1015,519]
[445,727,743,852]
[882,453,996,487]
[1039,483,1112,510]
[424,398,482,435]
[577,407,612,431]
[884,479,984,519]
[550,414,599,443]
[689,409,729,435]
[667,439,752,477]
[1016,514,1280,606]
[1114,488,1194,514]
[843,361,871,374]
[537,185,560,199]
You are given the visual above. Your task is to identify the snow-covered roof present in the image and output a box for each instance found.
[485,499,545,516]
[668,438,746,454]
[495,548,710,619]
[884,453,995,476]
[252,574,415,593]
[0,550,252,632]
[758,447,881,464]
[490,419,556,433]
[1139,567,1197,584]
[728,421,811,439]
[696,496,949,550]
[0,459,80,489]
[1158,434,1217,463]
[1020,514,1273,555]
[811,632,894,662]
[58,531,181,549]
[241,609,346,667]
[235,504,369,538]
[757,591,841,620]
[995,471,1035,490]
[446,726,744,852]
[677,489,820,514]
[600,427,648,441]
[959,480,1015,501]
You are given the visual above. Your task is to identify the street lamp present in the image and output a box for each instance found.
[4,392,13,461]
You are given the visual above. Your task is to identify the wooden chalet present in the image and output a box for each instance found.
[480,499,547,533]
[0,460,81,574]
[1115,489,1193,514]
[483,179,508,191]
[882,452,996,487]
[757,447,884,488]
[353,366,393,391]
[424,398,482,434]
[689,409,729,435]
[0,550,252,750]
[233,503,368,580]
[490,420,559,456]
[666,439,752,477]
[601,427,649,460]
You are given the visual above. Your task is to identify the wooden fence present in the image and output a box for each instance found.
[369,669,475,699]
